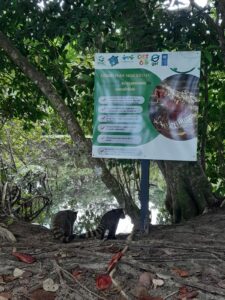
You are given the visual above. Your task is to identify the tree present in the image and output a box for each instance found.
[112,0,224,222]
[156,0,225,222]
[0,0,224,224]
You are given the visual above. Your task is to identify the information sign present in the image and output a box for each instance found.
[93,52,201,161]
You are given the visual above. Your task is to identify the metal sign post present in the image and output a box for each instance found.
[139,159,150,232]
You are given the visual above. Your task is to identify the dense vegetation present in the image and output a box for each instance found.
[0,0,224,227]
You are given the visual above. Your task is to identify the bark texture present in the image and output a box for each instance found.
[158,161,218,223]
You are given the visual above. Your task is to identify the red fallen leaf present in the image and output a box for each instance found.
[12,252,36,264]
[96,274,112,290]
[172,268,189,277]
[177,286,198,299]
[72,270,83,280]
[179,286,189,294]
[107,251,123,273]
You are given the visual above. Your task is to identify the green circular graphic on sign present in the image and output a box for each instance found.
[93,68,161,146]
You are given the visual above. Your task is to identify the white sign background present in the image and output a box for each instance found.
[92,51,201,161]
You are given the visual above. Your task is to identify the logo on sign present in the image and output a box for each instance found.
[137,54,149,65]
[161,54,168,66]
[108,56,119,67]
[97,55,105,65]
[151,54,160,66]
[122,54,135,62]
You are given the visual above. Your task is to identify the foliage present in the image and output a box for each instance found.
[0,119,115,227]
[204,72,225,195]
[0,0,224,225]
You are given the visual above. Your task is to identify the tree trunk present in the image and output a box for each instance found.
[0,31,140,226]
[158,160,218,223]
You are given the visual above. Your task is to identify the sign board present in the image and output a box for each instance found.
[92,51,201,161]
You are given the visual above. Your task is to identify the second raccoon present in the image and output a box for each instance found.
[79,208,125,240]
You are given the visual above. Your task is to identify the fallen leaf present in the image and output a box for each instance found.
[177,286,198,299]
[179,286,189,292]
[13,268,25,278]
[172,268,189,277]
[12,252,36,264]
[43,278,59,292]
[138,272,153,288]
[30,288,56,300]
[156,273,171,280]
[107,251,123,273]
[152,278,164,288]
[72,270,83,280]
[96,274,112,290]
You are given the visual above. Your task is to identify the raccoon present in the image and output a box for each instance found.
[51,210,77,243]
[79,208,125,240]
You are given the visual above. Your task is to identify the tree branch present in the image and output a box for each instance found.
[0,30,140,224]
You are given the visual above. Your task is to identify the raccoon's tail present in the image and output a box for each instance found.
[78,224,105,239]
[53,228,76,243]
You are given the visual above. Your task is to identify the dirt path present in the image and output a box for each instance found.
[1,207,225,299]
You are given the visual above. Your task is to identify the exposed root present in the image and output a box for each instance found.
[0,225,17,243]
